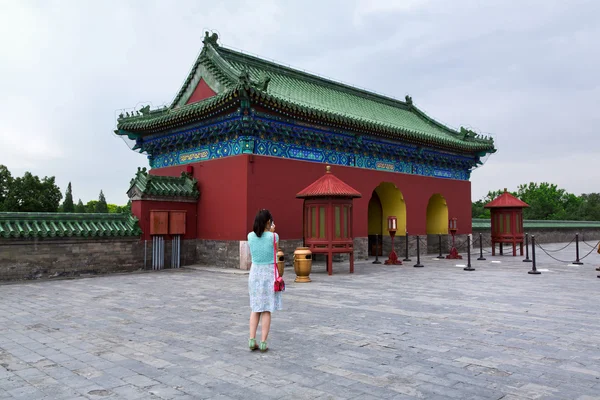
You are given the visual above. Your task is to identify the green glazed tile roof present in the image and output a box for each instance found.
[472,218,600,229]
[0,213,142,239]
[117,33,495,154]
[116,91,237,134]
[127,168,199,199]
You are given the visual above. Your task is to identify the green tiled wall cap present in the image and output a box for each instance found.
[472,218,600,229]
[0,212,142,239]
[127,167,199,199]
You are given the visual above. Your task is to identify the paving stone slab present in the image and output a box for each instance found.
[0,243,599,399]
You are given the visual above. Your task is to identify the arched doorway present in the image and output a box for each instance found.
[368,182,406,256]
[426,194,448,234]
[368,191,383,256]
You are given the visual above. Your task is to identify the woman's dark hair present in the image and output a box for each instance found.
[253,209,272,237]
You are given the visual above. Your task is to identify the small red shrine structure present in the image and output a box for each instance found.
[296,166,362,275]
[485,189,529,256]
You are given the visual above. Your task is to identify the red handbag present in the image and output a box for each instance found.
[273,234,285,292]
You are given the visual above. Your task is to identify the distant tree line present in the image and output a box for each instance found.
[0,165,131,214]
[472,182,600,221]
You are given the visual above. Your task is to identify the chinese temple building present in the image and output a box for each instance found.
[115,32,496,268]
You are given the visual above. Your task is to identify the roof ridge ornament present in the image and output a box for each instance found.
[139,105,150,116]
[203,31,219,47]
[405,95,413,107]
[238,69,251,86]
[460,127,477,140]
[258,75,271,91]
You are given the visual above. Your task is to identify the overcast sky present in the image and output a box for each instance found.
[1,0,598,205]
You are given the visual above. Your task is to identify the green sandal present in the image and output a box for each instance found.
[248,338,258,351]
[259,341,268,352]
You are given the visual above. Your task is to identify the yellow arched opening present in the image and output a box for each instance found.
[426,194,448,234]
[368,191,383,235]
[373,182,406,235]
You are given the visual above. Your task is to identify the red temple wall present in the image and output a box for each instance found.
[185,78,217,105]
[150,156,249,240]
[149,154,472,241]
[246,155,472,239]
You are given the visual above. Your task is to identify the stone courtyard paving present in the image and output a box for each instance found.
[1,242,600,400]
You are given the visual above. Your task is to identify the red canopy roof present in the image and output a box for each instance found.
[484,189,529,208]
[296,166,362,198]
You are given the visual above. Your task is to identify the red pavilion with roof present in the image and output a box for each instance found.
[115,32,496,269]
[297,165,361,275]
[485,189,529,256]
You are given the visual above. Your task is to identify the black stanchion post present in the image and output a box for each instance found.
[437,234,443,259]
[372,233,381,264]
[413,235,424,268]
[403,231,411,262]
[464,235,475,271]
[477,232,486,261]
[573,233,583,265]
[523,233,532,262]
[528,235,541,275]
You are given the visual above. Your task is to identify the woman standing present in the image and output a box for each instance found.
[247,209,282,352]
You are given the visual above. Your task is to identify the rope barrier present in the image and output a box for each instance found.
[534,243,574,263]
[579,244,599,261]
[533,237,575,253]
[453,237,470,251]
[582,239,600,249]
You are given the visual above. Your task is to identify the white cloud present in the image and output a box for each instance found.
[0,0,598,206]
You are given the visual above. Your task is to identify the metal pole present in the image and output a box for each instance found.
[464,235,475,271]
[413,235,423,268]
[403,231,411,261]
[477,233,486,261]
[528,235,541,274]
[523,233,531,262]
[159,237,163,270]
[144,240,147,269]
[373,233,381,264]
[573,233,583,265]
[437,234,442,259]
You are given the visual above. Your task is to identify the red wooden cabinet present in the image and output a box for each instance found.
[150,210,187,236]
[150,211,169,235]
[169,211,186,235]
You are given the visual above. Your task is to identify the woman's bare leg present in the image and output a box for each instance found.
[249,312,260,339]
[260,312,271,342]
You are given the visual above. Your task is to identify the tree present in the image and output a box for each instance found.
[95,190,108,213]
[517,182,581,220]
[123,199,132,214]
[62,182,75,213]
[0,165,13,211]
[3,172,62,212]
[472,183,598,221]
[75,199,86,213]
[108,200,132,214]
[85,200,98,213]
[575,193,600,221]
